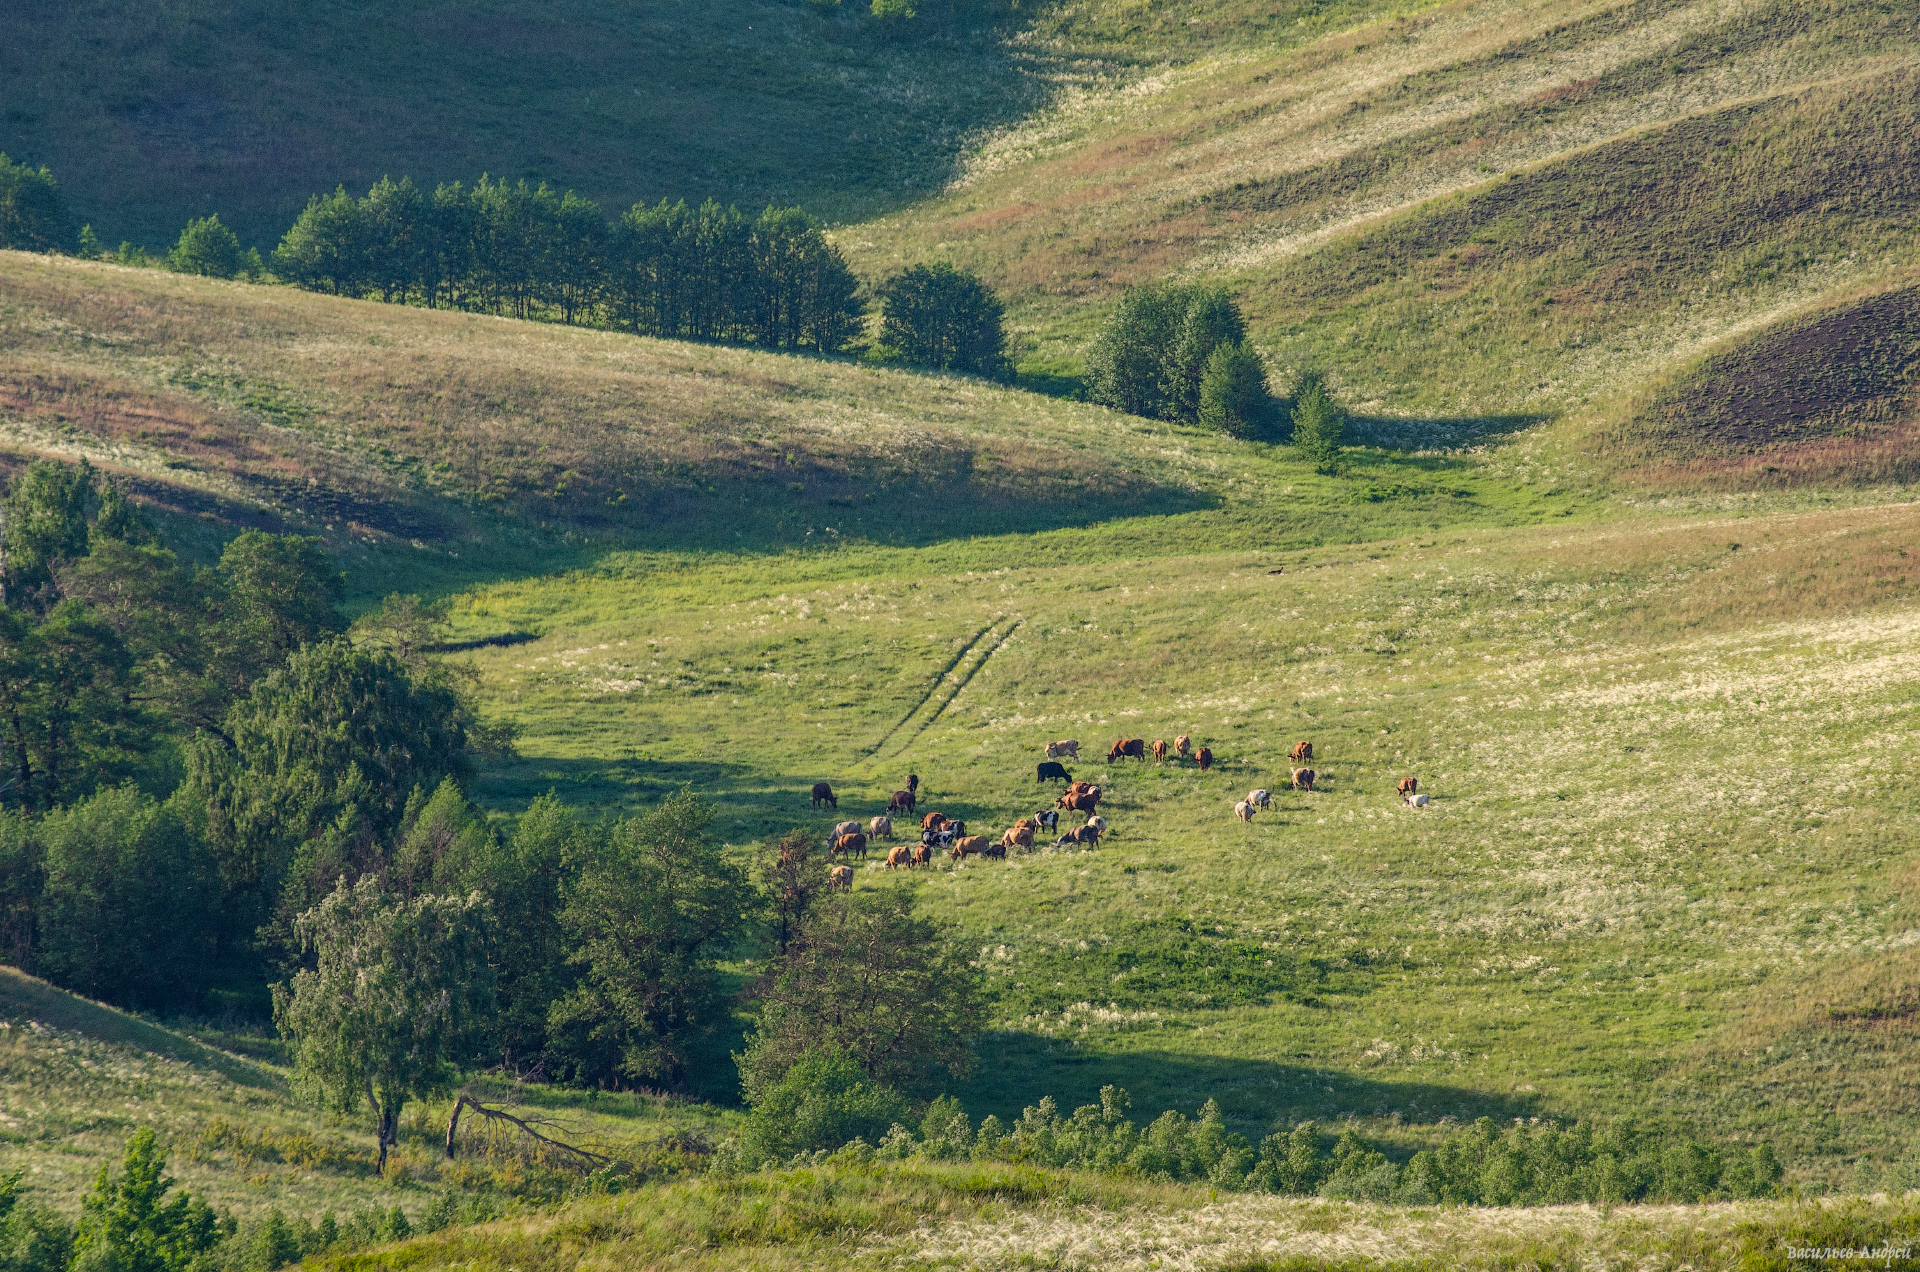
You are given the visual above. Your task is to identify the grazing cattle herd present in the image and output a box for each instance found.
[806,732,1436,877]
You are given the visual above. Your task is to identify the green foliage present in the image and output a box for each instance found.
[1288,370,1345,468]
[0,602,148,810]
[74,1129,220,1272]
[547,790,748,1086]
[875,262,1008,376]
[737,888,986,1101]
[1197,342,1276,439]
[0,1169,74,1272]
[214,531,345,665]
[1085,284,1248,423]
[184,638,476,948]
[274,178,868,351]
[0,155,72,254]
[76,226,101,259]
[736,1045,914,1165]
[271,876,494,1171]
[34,787,215,1010]
[4,457,96,601]
[167,216,249,280]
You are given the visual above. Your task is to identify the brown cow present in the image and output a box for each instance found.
[1059,788,1102,814]
[1056,824,1101,847]
[1150,739,1168,763]
[871,815,895,840]
[1002,824,1035,852]
[1291,767,1316,791]
[1397,776,1418,799]
[829,864,854,889]
[885,845,912,869]
[921,811,948,831]
[910,843,932,868]
[950,835,990,861]
[832,831,868,860]
[1174,735,1193,759]
[1289,741,1314,763]
[888,789,917,815]
[1196,747,1213,772]
[1107,737,1146,762]
[811,782,837,809]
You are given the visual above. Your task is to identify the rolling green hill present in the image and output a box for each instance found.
[7,0,1920,1264]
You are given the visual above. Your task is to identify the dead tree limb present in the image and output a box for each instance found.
[443,1094,612,1167]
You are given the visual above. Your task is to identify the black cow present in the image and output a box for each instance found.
[810,782,836,809]
[1038,761,1072,784]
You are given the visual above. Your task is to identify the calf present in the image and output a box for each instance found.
[829,864,854,889]
[1056,824,1101,847]
[885,845,912,869]
[888,789,917,815]
[1174,735,1193,759]
[1195,747,1213,772]
[1235,800,1255,822]
[1037,761,1072,784]
[811,782,837,809]
[1150,739,1168,763]
[1289,741,1314,763]
[1291,767,1316,792]
[1045,739,1080,760]
[1397,776,1418,799]
[833,820,861,841]
[1248,789,1271,810]
[831,831,868,860]
[870,815,894,841]
[910,843,932,867]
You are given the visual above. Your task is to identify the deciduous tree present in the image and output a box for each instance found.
[272,876,494,1173]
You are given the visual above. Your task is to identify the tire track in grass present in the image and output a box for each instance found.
[863,618,1002,759]
[884,616,1025,763]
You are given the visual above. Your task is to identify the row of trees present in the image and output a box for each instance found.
[3,157,1012,376]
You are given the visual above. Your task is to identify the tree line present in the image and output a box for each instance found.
[3,156,1012,377]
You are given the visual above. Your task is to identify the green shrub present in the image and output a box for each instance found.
[0,1169,74,1272]
[1198,342,1277,438]
[737,1046,913,1166]
[1086,283,1250,424]
[1289,370,1346,469]
[875,263,1008,377]
[0,155,72,254]
[168,215,250,279]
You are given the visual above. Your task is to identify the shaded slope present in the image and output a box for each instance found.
[0,253,1220,554]
[1608,280,1920,483]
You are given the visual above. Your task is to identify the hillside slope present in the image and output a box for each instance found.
[848,0,1920,460]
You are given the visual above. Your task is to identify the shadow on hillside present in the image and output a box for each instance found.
[0,966,283,1091]
[963,1033,1542,1138]
[1346,412,1547,451]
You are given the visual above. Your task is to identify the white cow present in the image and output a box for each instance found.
[1234,800,1255,822]
[1046,739,1081,760]
[1247,789,1271,810]
[1406,792,1430,808]
[870,815,894,840]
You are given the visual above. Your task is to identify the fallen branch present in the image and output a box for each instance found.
[444,1094,612,1167]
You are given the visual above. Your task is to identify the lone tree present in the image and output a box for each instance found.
[876,263,1008,377]
[167,215,251,279]
[273,876,493,1173]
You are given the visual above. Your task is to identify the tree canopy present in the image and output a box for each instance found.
[875,263,1009,377]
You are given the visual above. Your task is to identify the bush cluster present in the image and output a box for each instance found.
[1085,283,1277,436]
[802,1087,1787,1205]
